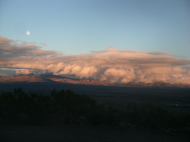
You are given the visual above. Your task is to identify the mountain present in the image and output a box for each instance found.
[0,74,190,88]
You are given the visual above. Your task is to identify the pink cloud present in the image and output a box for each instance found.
[0,75,44,82]
[48,78,113,86]
[16,69,31,75]
[1,37,190,85]
[0,36,62,56]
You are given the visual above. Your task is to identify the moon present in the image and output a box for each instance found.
[26,31,30,35]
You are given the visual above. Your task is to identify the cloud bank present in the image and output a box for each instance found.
[1,36,190,85]
[0,75,44,82]
[16,69,31,75]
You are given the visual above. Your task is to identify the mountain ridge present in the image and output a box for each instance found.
[0,74,190,88]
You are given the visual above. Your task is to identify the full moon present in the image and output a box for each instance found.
[26,31,30,35]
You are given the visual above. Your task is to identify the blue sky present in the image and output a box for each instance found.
[1,0,190,84]
[0,0,190,57]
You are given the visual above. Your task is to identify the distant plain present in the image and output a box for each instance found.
[1,82,190,112]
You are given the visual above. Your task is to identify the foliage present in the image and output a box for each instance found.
[0,88,120,125]
[0,88,190,133]
[122,103,190,133]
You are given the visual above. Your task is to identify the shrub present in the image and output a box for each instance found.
[0,88,189,134]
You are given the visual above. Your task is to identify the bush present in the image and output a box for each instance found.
[122,103,190,132]
[0,88,189,133]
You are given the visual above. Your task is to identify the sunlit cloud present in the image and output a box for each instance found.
[0,75,44,82]
[1,36,190,85]
[0,36,62,57]
[16,69,31,75]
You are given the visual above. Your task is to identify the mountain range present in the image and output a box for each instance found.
[0,74,190,88]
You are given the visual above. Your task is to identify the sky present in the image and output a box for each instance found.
[0,0,190,85]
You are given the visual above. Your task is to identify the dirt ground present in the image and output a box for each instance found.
[0,125,190,142]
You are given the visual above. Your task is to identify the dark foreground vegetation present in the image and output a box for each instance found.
[0,88,190,134]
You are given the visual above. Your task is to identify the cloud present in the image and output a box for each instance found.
[16,69,31,75]
[48,78,113,86]
[1,37,190,85]
[39,43,47,46]
[100,68,135,83]
[0,75,44,82]
[0,36,62,57]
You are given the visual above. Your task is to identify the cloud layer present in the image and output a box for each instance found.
[16,69,31,75]
[1,36,190,85]
[0,75,44,82]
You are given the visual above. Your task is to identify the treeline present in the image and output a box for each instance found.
[0,88,190,133]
